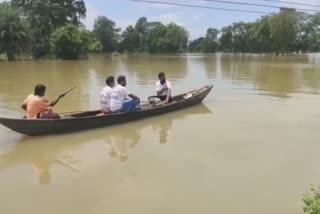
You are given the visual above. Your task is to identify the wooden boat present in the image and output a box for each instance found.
[0,85,213,136]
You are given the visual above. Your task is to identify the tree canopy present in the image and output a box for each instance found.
[93,16,120,52]
[190,9,320,54]
[119,17,189,53]
[50,24,102,59]
[11,0,86,58]
[0,2,31,61]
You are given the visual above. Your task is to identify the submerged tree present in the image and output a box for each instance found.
[219,26,233,52]
[146,23,188,53]
[119,25,139,52]
[202,28,219,53]
[80,29,103,53]
[251,16,273,53]
[93,16,120,52]
[189,28,219,53]
[270,8,298,55]
[135,17,148,51]
[189,37,205,52]
[12,0,86,59]
[51,24,86,59]
[0,2,31,61]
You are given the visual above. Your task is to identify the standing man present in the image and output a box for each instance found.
[156,72,172,103]
[100,76,115,113]
[110,75,140,113]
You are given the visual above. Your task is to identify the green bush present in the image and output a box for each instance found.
[79,29,103,53]
[50,24,86,59]
[88,40,103,53]
[303,186,320,214]
[0,2,31,61]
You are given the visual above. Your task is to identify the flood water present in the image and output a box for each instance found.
[1,53,320,214]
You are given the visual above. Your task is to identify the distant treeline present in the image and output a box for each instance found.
[190,9,320,55]
[0,1,319,61]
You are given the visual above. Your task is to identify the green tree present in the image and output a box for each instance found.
[146,23,188,53]
[51,24,87,59]
[202,28,219,53]
[189,37,205,52]
[135,17,148,51]
[251,16,273,52]
[12,0,86,58]
[308,13,320,51]
[12,0,86,27]
[232,22,255,52]
[301,13,320,52]
[93,16,120,52]
[270,8,298,55]
[0,2,31,61]
[165,23,188,52]
[219,26,233,52]
[190,28,219,53]
[80,29,103,53]
[119,25,139,52]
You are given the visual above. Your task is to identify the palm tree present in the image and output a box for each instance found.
[0,3,31,61]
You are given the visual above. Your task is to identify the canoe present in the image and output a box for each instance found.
[0,85,213,136]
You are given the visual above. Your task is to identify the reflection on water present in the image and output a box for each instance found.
[0,104,211,183]
[105,127,141,162]
[209,54,320,97]
[152,119,173,144]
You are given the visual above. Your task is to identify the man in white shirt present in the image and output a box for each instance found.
[110,75,140,113]
[100,76,115,113]
[156,72,172,103]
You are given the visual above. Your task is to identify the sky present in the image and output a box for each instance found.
[83,0,319,39]
[1,0,318,39]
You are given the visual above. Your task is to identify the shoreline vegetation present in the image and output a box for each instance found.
[303,186,320,214]
[0,1,320,61]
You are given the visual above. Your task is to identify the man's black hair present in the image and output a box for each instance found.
[158,72,165,79]
[34,84,46,96]
[106,76,115,86]
[117,75,126,84]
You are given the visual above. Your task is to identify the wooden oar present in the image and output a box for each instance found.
[50,86,76,107]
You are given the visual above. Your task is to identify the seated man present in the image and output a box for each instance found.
[110,75,140,113]
[156,72,172,103]
[22,84,61,119]
[100,76,115,113]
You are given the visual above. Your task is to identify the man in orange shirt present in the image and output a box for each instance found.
[22,84,61,119]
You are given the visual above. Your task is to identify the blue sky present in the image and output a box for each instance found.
[81,0,317,39]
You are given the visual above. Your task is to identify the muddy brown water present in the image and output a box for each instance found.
[0,53,320,214]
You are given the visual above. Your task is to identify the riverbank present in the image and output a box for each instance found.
[0,53,33,61]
